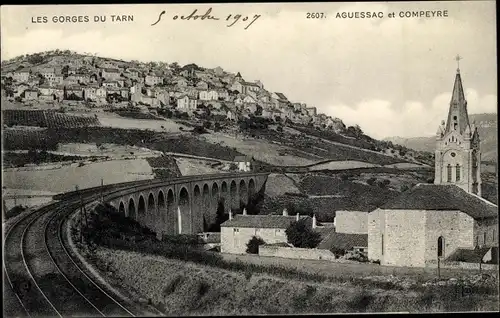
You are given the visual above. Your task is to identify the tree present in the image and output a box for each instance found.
[246,236,266,254]
[285,219,322,248]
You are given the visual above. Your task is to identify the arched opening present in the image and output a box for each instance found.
[157,191,165,235]
[118,201,125,216]
[202,184,210,229]
[230,180,238,211]
[166,189,175,235]
[248,179,256,197]
[209,182,220,229]
[147,193,155,229]
[128,198,136,220]
[239,180,248,211]
[178,187,191,234]
[447,164,452,182]
[437,236,444,258]
[138,195,146,226]
[221,181,228,212]
[456,164,461,181]
[193,185,203,233]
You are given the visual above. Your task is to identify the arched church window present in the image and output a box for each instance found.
[483,232,487,245]
[447,164,452,182]
[476,236,479,247]
[437,236,444,257]
[456,164,461,181]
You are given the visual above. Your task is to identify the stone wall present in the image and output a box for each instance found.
[221,226,288,254]
[335,211,368,234]
[367,209,384,262]
[474,217,498,247]
[424,210,475,265]
[259,245,337,261]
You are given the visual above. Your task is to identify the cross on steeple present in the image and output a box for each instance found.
[455,54,462,72]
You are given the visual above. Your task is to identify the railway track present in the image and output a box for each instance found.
[3,190,136,317]
[4,172,267,317]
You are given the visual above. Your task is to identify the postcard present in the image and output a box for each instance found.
[1,2,498,316]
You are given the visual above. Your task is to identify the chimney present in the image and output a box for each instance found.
[282,208,288,216]
[296,213,299,221]
[243,207,247,216]
[229,209,233,220]
[312,214,317,229]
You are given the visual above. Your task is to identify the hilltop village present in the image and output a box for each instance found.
[1,50,345,131]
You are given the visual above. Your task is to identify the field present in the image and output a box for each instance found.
[2,159,154,193]
[203,132,319,166]
[175,158,224,176]
[242,126,408,166]
[89,247,498,315]
[3,188,57,211]
[2,151,89,168]
[2,109,100,128]
[114,111,163,120]
[96,111,188,132]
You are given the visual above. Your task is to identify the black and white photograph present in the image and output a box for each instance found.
[1,1,498,316]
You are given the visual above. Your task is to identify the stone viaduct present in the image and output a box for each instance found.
[104,172,269,237]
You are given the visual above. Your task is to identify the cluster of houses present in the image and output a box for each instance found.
[1,57,344,131]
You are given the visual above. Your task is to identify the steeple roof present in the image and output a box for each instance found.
[444,68,470,135]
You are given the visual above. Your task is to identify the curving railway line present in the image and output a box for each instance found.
[3,172,265,317]
[3,186,139,317]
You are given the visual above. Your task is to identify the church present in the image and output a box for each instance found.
[367,61,498,267]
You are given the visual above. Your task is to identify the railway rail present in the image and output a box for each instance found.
[3,183,140,317]
[4,172,267,317]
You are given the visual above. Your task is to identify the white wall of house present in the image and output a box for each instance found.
[221,226,288,254]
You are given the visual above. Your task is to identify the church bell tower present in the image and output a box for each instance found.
[434,56,481,196]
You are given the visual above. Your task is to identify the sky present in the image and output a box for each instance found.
[1,2,497,139]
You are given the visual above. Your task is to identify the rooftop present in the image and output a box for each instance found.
[221,214,310,229]
[317,232,368,251]
[378,184,498,219]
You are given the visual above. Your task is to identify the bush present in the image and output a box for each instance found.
[246,236,266,254]
[366,177,377,186]
[285,219,322,248]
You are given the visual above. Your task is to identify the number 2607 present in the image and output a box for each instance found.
[306,12,326,19]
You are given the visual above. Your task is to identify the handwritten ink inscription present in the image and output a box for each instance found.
[151,8,261,30]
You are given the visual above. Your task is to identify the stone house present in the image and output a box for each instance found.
[243,95,256,104]
[199,89,219,101]
[24,89,38,101]
[83,85,99,100]
[127,68,140,78]
[176,95,197,112]
[217,89,230,101]
[316,210,369,255]
[100,68,121,80]
[102,80,119,89]
[145,73,163,86]
[221,209,313,254]
[306,107,317,117]
[174,78,188,88]
[196,80,209,90]
[13,69,31,83]
[64,86,84,99]
[233,155,254,172]
[368,184,498,267]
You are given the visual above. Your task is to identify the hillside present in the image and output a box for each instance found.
[1,50,432,167]
[385,113,497,162]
